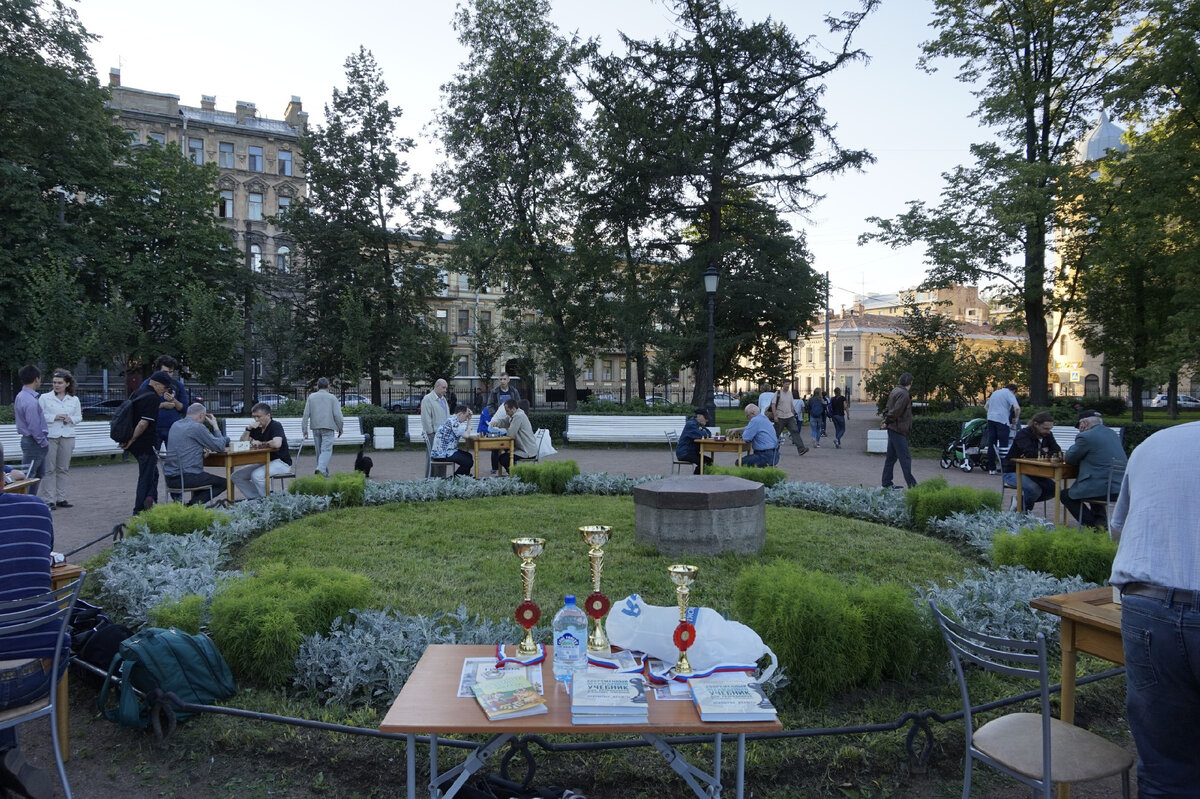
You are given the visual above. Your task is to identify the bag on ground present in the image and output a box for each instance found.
[98,627,235,728]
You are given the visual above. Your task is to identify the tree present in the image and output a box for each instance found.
[0,0,125,373]
[587,0,876,407]
[283,48,437,403]
[436,0,606,410]
[473,317,504,389]
[863,0,1145,406]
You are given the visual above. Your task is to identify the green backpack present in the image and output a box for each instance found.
[99,627,235,729]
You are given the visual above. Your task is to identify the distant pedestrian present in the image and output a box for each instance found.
[138,355,188,447]
[487,373,520,413]
[881,373,918,489]
[829,387,848,448]
[14,365,48,498]
[39,368,82,508]
[807,388,826,448]
[768,381,809,457]
[983,382,1020,474]
[301,378,343,478]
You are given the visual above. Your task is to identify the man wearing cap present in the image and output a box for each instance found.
[1061,410,1127,527]
[119,370,173,515]
[675,407,713,474]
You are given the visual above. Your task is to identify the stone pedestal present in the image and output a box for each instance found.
[632,475,765,557]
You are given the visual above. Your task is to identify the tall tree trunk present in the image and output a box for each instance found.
[1025,221,1050,406]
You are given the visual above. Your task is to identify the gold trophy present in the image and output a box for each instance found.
[511,537,546,656]
[668,564,699,675]
[579,525,613,653]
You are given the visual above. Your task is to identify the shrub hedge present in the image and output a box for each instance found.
[207,563,372,687]
[704,464,788,487]
[904,477,1001,529]
[289,471,367,507]
[992,525,1117,584]
[128,503,219,537]
[528,411,567,442]
[511,460,581,494]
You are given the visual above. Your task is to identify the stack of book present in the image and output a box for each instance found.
[570,672,650,725]
[471,670,548,721]
[689,676,778,722]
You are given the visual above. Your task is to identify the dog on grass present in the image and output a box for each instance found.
[354,445,373,479]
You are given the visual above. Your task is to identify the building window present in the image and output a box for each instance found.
[458,309,470,334]
[248,146,263,172]
[188,137,204,165]
[219,142,234,168]
[480,310,491,326]
[148,132,165,145]
[248,192,263,221]
[603,360,613,381]
[277,150,292,176]
[275,246,290,272]
[457,356,470,377]
[125,129,139,143]
[218,190,233,218]
[435,309,447,332]
[842,345,854,364]
[584,366,594,381]
[806,348,814,363]
[276,196,290,216]
[457,273,470,291]
[1060,334,1068,355]
[250,244,262,272]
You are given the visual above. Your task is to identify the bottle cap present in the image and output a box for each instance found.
[565,595,576,604]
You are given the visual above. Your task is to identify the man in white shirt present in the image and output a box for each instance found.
[983,382,1020,474]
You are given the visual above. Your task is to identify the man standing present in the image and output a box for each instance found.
[120,370,173,514]
[829,387,849,449]
[164,403,230,505]
[1001,411,1061,511]
[14,365,48,498]
[881,372,918,489]
[729,404,779,468]
[302,378,343,478]
[487,372,521,412]
[1109,421,1200,798]
[769,381,809,457]
[138,355,188,447]
[983,382,1020,474]
[1061,410,1127,527]
[431,405,474,476]
[0,459,58,799]
[420,379,450,440]
[675,407,713,474]
[232,403,294,500]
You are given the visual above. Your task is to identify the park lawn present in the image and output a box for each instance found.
[231,494,973,620]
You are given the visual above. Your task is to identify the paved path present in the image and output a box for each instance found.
[44,404,1012,559]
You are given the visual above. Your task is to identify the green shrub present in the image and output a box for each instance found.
[1121,421,1169,454]
[128,502,218,536]
[733,564,935,704]
[909,417,972,448]
[904,477,1000,529]
[272,398,305,417]
[150,593,208,633]
[289,471,366,506]
[208,563,372,686]
[527,411,567,442]
[992,525,1117,584]
[704,464,787,487]
[511,461,580,494]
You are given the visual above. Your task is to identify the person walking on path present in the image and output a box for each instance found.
[302,377,343,478]
[807,388,827,448]
[983,382,1020,474]
[14,365,48,498]
[769,381,809,457]
[38,368,82,508]
[1108,421,1200,798]
[829,387,849,448]
[881,373,918,489]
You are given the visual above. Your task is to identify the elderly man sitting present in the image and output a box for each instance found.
[728,404,779,468]
[431,405,473,476]
[675,407,713,474]
[164,403,230,505]
[1061,409,1127,527]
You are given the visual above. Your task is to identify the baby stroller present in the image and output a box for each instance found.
[940,417,989,473]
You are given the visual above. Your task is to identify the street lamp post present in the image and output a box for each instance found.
[787,327,798,387]
[704,265,719,424]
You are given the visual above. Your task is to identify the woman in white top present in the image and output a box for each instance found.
[39,368,83,508]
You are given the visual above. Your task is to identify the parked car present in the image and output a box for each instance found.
[386,396,422,413]
[340,393,371,407]
[645,395,670,406]
[712,392,739,408]
[1147,393,1200,409]
[232,394,289,414]
[80,398,126,419]
[592,393,622,404]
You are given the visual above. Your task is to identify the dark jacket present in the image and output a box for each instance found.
[1002,425,1061,474]
[675,417,710,460]
[882,386,913,436]
[1064,424,1127,498]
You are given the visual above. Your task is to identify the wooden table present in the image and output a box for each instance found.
[50,562,85,762]
[1011,457,1078,526]
[2,477,40,494]
[698,438,750,474]
[203,448,272,501]
[1030,587,1123,799]
[467,435,514,479]
[380,644,781,799]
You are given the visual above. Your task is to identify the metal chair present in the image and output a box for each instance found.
[424,432,455,479]
[1080,459,1125,532]
[665,431,689,475]
[160,450,217,506]
[0,575,86,799]
[272,440,304,493]
[530,429,549,464]
[929,601,1133,799]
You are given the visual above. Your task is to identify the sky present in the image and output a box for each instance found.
[76,0,993,310]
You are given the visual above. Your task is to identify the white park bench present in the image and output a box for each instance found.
[1,421,124,460]
[565,415,688,445]
[223,417,368,448]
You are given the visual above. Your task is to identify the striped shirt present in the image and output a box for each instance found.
[0,493,58,659]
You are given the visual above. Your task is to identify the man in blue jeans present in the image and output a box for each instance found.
[881,372,917,489]
[1109,421,1200,799]
[728,404,779,467]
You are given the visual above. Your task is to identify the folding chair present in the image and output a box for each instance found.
[1077,458,1125,532]
[0,575,86,799]
[272,440,305,493]
[424,433,455,479]
[161,450,217,506]
[531,429,548,464]
[929,601,1132,799]
[665,431,690,475]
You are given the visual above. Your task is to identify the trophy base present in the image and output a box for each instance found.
[495,642,546,667]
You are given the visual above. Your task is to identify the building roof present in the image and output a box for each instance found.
[816,312,1026,342]
[182,107,298,136]
[1075,111,1127,162]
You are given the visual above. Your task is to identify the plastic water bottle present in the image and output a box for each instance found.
[552,595,587,683]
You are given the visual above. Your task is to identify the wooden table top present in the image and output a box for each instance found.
[699,438,749,453]
[1010,457,1079,480]
[1030,586,1121,633]
[380,644,782,736]
[2,477,40,494]
[466,435,515,449]
[203,447,273,467]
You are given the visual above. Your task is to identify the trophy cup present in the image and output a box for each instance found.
[579,525,613,653]
[668,564,699,675]
[510,537,546,657]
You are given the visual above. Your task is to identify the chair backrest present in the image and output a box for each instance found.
[929,601,1053,783]
[0,576,85,689]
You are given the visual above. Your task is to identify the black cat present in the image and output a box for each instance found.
[354,445,373,479]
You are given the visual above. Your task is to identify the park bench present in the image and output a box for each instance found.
[565,415,688,445]
[1,421,124,460]
[223,417,368,448]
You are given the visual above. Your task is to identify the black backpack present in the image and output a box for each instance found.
[109,398,135,443]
